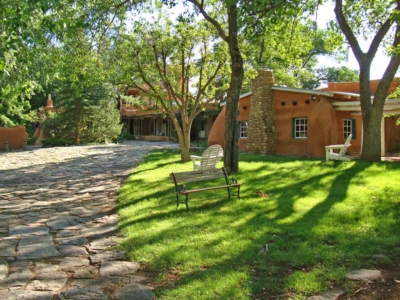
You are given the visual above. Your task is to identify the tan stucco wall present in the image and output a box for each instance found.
[384,116,400,153]
[274,91,324,156]
[307,98,338,157]
[323,78,400,95]
[209,91,342,157]
[0,126,27,150]
[208,106,226,148]
[207,96,251,150]
[335,111,362,155]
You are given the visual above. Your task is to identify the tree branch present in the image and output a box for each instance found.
[248,0,286,16]
[334,0,364,61]
[186,0,229,42]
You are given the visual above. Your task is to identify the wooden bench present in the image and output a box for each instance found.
[170,167,241,210]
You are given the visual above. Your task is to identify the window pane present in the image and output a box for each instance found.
[293,118,307,139]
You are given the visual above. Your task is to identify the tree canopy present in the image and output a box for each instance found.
[115,11,229,161]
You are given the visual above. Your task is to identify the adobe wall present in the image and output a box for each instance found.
[0,126,27,150]
[208,106,226,148]
[324,78,400,95]
[384,116,400,153]
[207,96,251,150]
[246,70,278,154]
[273,91,338,157]
[307,98,338,157]
[335,111,362,155]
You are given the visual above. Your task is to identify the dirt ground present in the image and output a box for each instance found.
[339,264,400,300]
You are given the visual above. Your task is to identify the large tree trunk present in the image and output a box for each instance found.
[172,114,191,162]
[224,3,243,174]
[359,66,383,161]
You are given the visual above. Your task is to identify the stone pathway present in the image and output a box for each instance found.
[0,141,179,299]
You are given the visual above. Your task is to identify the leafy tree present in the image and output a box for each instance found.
[243,16,345,88]
[115,13,228,161]
[334,0,400,161]
[169,0,321,173]
[302,66,360,89]
[42,32,122,143]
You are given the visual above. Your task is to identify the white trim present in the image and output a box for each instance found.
[272,86,334,96]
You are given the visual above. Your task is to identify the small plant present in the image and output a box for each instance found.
[26,137,37,145]
[41,138,78,147]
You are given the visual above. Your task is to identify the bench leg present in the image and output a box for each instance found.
[226,186,231,199]
[185,194,189,211]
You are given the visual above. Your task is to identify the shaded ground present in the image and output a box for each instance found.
[340,264,400,300]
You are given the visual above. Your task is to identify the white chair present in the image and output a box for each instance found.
[190,144,224,170]
[325,134,353,161]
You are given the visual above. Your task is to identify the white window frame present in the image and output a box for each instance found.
[293,118,307,139]
[239,121,248,138]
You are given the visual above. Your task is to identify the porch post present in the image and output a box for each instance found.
[140,117,143,138]
[381,116,385,156]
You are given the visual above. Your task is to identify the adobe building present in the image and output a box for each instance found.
[208,69,400,157]
[0,126,27,151]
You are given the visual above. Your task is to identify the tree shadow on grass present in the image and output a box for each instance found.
[119,154,398,299]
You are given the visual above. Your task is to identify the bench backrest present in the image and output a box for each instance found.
[170,168,229,185]
[200,145,224,169]
[338,134,352,157]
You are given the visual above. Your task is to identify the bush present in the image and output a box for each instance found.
[41,138,78,147]
[26,137,37,145]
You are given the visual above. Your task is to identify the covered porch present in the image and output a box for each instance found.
[122,115,172,141]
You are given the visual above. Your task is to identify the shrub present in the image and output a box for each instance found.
[41,138,78,147]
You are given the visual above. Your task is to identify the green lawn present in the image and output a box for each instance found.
[117,150,400,299]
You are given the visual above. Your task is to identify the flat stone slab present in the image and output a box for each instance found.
[77,186,108,194]
[0,258,8,280]
[26,276,68,291]
[70,278,107,289]
[73,265,98,279]
[346,269,382,281]
[107,275,147,284]
[0,269,33,289]
[82,224,117,238]
[9,225,49,237]
[17,239,61,260]
[18,235,53,246]
[90,251,126,264]
[56,230,80,238]
[56,235,88,246]
[69,207,99,217]
[115,283,154,300]
[100,261,140,277]
[59,257,89,271]
[34,263,59,274]
[0,289,54,300]
[59,287,108,300]
[0,239,17,256]
[57,245,88,257]
[85,238,118,253]
[308,289,345,300]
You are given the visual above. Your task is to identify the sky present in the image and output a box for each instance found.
[316,3,392,80]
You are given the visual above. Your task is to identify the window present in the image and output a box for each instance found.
[239,121,248,138]
[343,119,356,139]
[292,118,307,138]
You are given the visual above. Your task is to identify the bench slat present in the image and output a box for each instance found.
[177,183,241,194]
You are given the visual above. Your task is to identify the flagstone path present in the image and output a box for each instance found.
[0,141,179,299]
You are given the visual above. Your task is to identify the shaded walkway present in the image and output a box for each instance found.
[0,141,179,299]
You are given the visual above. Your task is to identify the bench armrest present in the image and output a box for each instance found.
[325,144,346,150]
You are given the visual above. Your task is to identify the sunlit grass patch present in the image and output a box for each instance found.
[117,150,400,299]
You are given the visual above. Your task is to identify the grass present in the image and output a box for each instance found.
[117,150,400,299]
